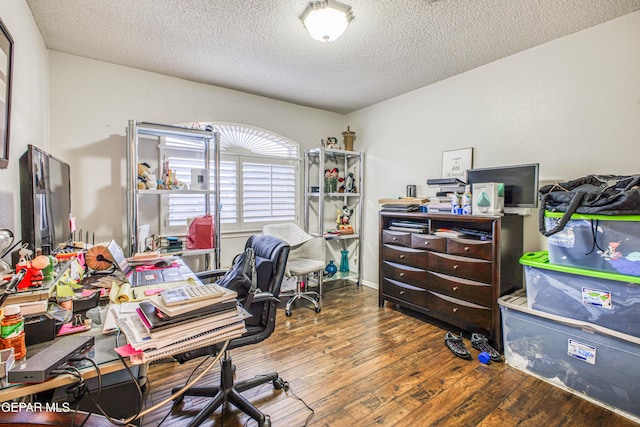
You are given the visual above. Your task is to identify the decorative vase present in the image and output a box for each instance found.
[325,260,337,277]
[339,250,350,273]
[342,126,356,151]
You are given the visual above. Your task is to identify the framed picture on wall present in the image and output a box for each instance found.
[441,147,473,182]
[0,19,13,169]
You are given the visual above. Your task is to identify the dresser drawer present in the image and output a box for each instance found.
[426,291,492,330]
[382,261,428,289]
[382,278,428,307]
[427,271,492,307]
[411,234,446,252]
[382,230,411,247]
[382,244,428,269]
[447,238,493,260]
[428,252,492,284]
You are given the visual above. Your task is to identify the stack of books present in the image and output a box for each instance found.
[425,196,453,213]
[114,285,248,364]
[378,197,428,212]
[388,220,429,234]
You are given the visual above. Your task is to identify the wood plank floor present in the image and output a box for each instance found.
[141,284,637,427]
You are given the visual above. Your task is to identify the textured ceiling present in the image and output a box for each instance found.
[26,0,640,114]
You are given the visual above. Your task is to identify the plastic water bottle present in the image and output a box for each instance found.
[462,185,473,215]
[451,193,460,214]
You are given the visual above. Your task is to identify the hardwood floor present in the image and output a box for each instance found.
[141,283,637,427]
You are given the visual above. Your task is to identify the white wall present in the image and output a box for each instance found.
[47,52,344,266]
[346,11,640,288]
[0,1,49,257]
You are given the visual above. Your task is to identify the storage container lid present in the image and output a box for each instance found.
[545,211,640,221]
[3,305,20,316]
[519,251,640,284]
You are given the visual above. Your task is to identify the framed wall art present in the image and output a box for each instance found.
[441,147,473,182]
[0,19,13,169]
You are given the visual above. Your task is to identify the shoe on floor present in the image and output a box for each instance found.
[470,333,502,362]
[444,332,471,360]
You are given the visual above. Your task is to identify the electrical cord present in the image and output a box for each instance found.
[250,375,315,427]
[69,357,102,427]
[47,333,231,425]
[156,352,214,427]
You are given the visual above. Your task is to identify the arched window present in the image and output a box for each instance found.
[161,122,300,235]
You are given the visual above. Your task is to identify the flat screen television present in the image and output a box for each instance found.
[19,145,71,253]
[466,163,539,208]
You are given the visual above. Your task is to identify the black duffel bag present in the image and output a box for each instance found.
[539,174,640,237]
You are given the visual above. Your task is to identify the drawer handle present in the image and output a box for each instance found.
[453,264,459,270]
[452,286,458,291]
[452,307,458,313]
[400,272,405,277]
[399,290,405,295]
[399,255,405,259]
[393,237,398,241]
[464,246,470,252]
[424,241,430,246]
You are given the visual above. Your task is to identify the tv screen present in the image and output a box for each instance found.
[19,145,71,253]
[467,163,539,208]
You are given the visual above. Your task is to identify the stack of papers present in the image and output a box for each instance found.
[110,285,246,364]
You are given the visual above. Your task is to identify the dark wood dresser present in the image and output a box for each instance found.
[379,211,523,352]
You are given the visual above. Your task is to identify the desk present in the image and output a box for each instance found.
[0,309,134,402]
[0,257,200,402]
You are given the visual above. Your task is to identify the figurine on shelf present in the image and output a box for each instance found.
[345,172,356,193]
[326,137,339,149]
[324,169,332,193]
[337,206,354,234]
[330,168,339,192]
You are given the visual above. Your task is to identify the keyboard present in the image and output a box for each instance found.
[161,284,225,306]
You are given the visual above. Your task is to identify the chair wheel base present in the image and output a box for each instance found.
[285,310,292,316]
[315,307,321,313]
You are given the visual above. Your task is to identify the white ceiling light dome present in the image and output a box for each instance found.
[300,0,354,42]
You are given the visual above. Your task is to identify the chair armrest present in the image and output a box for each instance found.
[195,268,228,282]
[249,291,280,305]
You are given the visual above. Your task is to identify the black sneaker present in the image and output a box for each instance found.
[470,333,502,362]
[444,332,471,360]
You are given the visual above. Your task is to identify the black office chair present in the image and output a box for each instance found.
[172,234,290,427]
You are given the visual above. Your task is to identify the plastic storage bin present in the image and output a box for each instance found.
[520,251,640,338]
[499,289,640,422]
[544,212,640,276]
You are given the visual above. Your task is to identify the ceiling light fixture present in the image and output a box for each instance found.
[300,0,354,42]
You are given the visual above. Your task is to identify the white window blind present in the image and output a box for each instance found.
[243,161,296,223]
[162,123,299,234]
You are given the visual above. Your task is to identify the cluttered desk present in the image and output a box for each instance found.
[0,240,246,421]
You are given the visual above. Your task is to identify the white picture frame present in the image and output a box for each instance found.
[441,148,473,182]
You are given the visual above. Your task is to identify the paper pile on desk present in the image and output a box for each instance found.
[112,294,247,364]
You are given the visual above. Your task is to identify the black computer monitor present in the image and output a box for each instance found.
[19,145,71,252]
[467,163,539,208]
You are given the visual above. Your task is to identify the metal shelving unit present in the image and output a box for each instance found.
[304,147,364,287]
[125,120,220,269]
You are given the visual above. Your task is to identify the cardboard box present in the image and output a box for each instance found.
[472,182,503,215]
